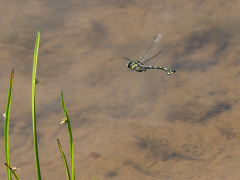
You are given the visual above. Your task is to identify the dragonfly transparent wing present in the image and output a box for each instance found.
[138,34,162,64]
[143,48,168,66]
[123,57,133,61]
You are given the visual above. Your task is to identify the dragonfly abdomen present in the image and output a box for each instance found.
[144,66,176,75]
[145,66,166,70]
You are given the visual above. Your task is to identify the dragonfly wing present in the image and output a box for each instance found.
[123,57,133,61]
[144,48,168,66]
[138,34,162,63]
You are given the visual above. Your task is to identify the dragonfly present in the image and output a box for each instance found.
[123,34,176,75]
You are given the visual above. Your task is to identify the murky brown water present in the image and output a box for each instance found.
[1,0,240,179]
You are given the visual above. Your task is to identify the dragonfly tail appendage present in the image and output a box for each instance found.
[166,69,176,75]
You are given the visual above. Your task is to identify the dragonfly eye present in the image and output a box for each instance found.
[126,61,132,68]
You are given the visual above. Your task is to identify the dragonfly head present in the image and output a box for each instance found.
[126,61,133,69]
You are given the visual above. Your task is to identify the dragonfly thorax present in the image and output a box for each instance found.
[127,61,146,72]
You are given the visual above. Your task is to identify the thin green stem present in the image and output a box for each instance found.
[60,90,75,180]
[57,139,71,180]
[4,69,14,180]
[32,29,41,180]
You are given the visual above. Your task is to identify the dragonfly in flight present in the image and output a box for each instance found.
[123,34,176,75]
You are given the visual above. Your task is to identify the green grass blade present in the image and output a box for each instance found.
[60,89,75,180]
[57,139,71,180]
[4,69,14,180]
[32,29,41,180]
[4,162,20,180]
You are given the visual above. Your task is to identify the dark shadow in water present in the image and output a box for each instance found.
[0,29,35,51]
[106,171,118,177]
[97,0,134,8]
[184,29,229,55]
[85,21,108,48]
[19,115,33,132]
[161,151,198,162]
[123,160,143,173]
[41,0,73,12]
[133,135,199,161]
[37,97,62,119]
[173,58,217,72]
[198,102,231,123]
[172,28,230,72]
[121,135,200,177]
[166,101,232,124]
[217,127,236,140]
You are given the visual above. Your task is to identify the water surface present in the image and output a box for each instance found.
[0,0,240,179]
